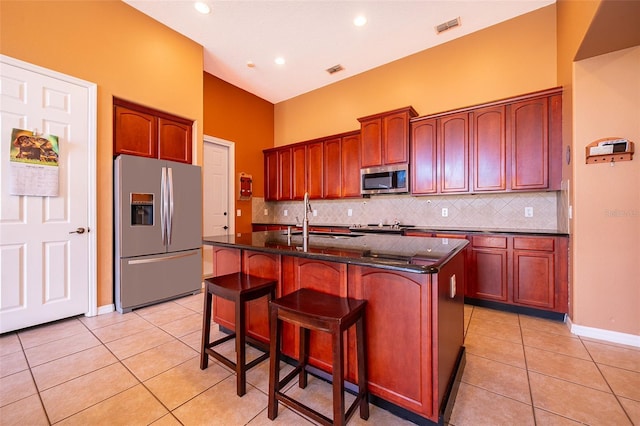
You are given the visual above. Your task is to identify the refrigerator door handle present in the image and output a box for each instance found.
[167,167,174,245]
[161,167,167,245]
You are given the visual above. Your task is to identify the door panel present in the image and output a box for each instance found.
[203,140,230,277]
[115,155,165,257]
[1,57,94,333]
[166,160,202,252]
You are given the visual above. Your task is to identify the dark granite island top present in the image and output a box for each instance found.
[203,231,468,274]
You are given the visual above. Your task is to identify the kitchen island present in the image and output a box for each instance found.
[202,231,468,425]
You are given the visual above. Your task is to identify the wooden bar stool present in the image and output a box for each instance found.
[200,272,277,396]
[268,288,368,426]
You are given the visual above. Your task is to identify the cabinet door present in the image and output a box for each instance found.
[278,148,292,200]
[468,235,509,301]
[472,106,506,192]
[349,266,433,418]
[114,105,157,158]
[439,113,469,193]
[211,248,242,330]
[264,150,278,201]
[306,141,324,199]
[513,250,555,309]
[510,98,549,190]
[244,251,280,344]
[292,145,306,200]
[341,133,361,198]
[323,137,342,198]
[383,111,410,164]
[360,118,383,168]
[411,118,437,194]
[158,117,192,164]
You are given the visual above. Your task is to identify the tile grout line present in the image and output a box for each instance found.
[579,336,636,426]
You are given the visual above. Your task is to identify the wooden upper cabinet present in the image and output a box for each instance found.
[359,106,417,167]
[264,150,279,201]
[384,111,412,164]
[410,118,437,195]
[113,98,192,164]
[114,105,157,158]
[158,117,192,164]
[472,105,507,192]
[292,145,307,200]
[278,148,293,201]
[439,112,469,193]
[306,141,324,199]
[323,137,342,199]
[341,132,361,198]
[360,118,383,168]
[509,97,549,190]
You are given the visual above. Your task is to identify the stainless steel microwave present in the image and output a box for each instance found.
[360,164,409,195]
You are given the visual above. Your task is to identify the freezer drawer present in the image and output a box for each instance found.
[116,249,202,313]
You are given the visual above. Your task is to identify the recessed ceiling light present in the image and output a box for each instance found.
[274,57,285,65]
[194,2,210,14]
[353,15,367,27]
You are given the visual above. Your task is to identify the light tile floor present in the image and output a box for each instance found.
[1,294,638,425]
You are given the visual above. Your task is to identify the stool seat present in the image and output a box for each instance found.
[201,273,277,397]
[268,288,369,426]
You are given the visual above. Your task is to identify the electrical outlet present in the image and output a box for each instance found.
[525,207,533,217]
[442,207,448,217]
[263,209,268,216]
[284,209,288,216]
[313,210,318,217]
[347,209,353,217]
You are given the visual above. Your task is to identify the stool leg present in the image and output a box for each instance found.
[357,315,369,420]
[332,326,346,426]
[200,289,212,370]
[235,297,246,396]
[299,327,309,388]
[268,305,280,420]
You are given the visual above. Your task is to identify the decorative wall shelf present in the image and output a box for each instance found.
[585,138,634,164]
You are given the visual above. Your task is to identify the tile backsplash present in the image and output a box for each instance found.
[253,192,560,231]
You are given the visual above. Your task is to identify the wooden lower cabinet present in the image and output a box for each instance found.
[467,234,568,313]
[210,248,280,344]
[208,246,465,423]
[406,231,569,314]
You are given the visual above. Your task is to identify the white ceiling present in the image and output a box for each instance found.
[124,0,554,104]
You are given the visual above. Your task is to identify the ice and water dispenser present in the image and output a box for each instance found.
[130,193,153,226]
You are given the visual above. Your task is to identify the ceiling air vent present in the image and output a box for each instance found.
[326,64,344,75]
[436,17,461,34]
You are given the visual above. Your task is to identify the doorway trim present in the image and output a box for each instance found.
[204,135,235,236]
[1,54,98,317]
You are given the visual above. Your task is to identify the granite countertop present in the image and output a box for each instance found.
[203,231,468,274]
[252,222,569,237]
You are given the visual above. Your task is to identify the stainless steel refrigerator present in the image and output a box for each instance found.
[114,154,202,313]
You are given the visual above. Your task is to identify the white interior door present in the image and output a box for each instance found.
[0,55,97,333]
[203,136,234,277]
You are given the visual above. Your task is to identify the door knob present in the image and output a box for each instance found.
[223,211,227,216]
[69,227,87,234]
[223,226,229,230]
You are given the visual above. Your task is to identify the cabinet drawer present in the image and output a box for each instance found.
[513,237,554,252]
[472,235,507,249]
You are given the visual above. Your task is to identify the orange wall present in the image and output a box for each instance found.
[275,5,557,146]
[203,73,274,233]
[572,46,640,335]
[0,1,203,307]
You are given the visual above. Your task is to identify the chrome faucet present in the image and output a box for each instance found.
[302,192,312,243]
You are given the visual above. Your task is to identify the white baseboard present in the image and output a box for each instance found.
[567,316,640,348]
[96,304,115,315]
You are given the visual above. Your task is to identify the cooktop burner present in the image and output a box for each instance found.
[349,224,415,234]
